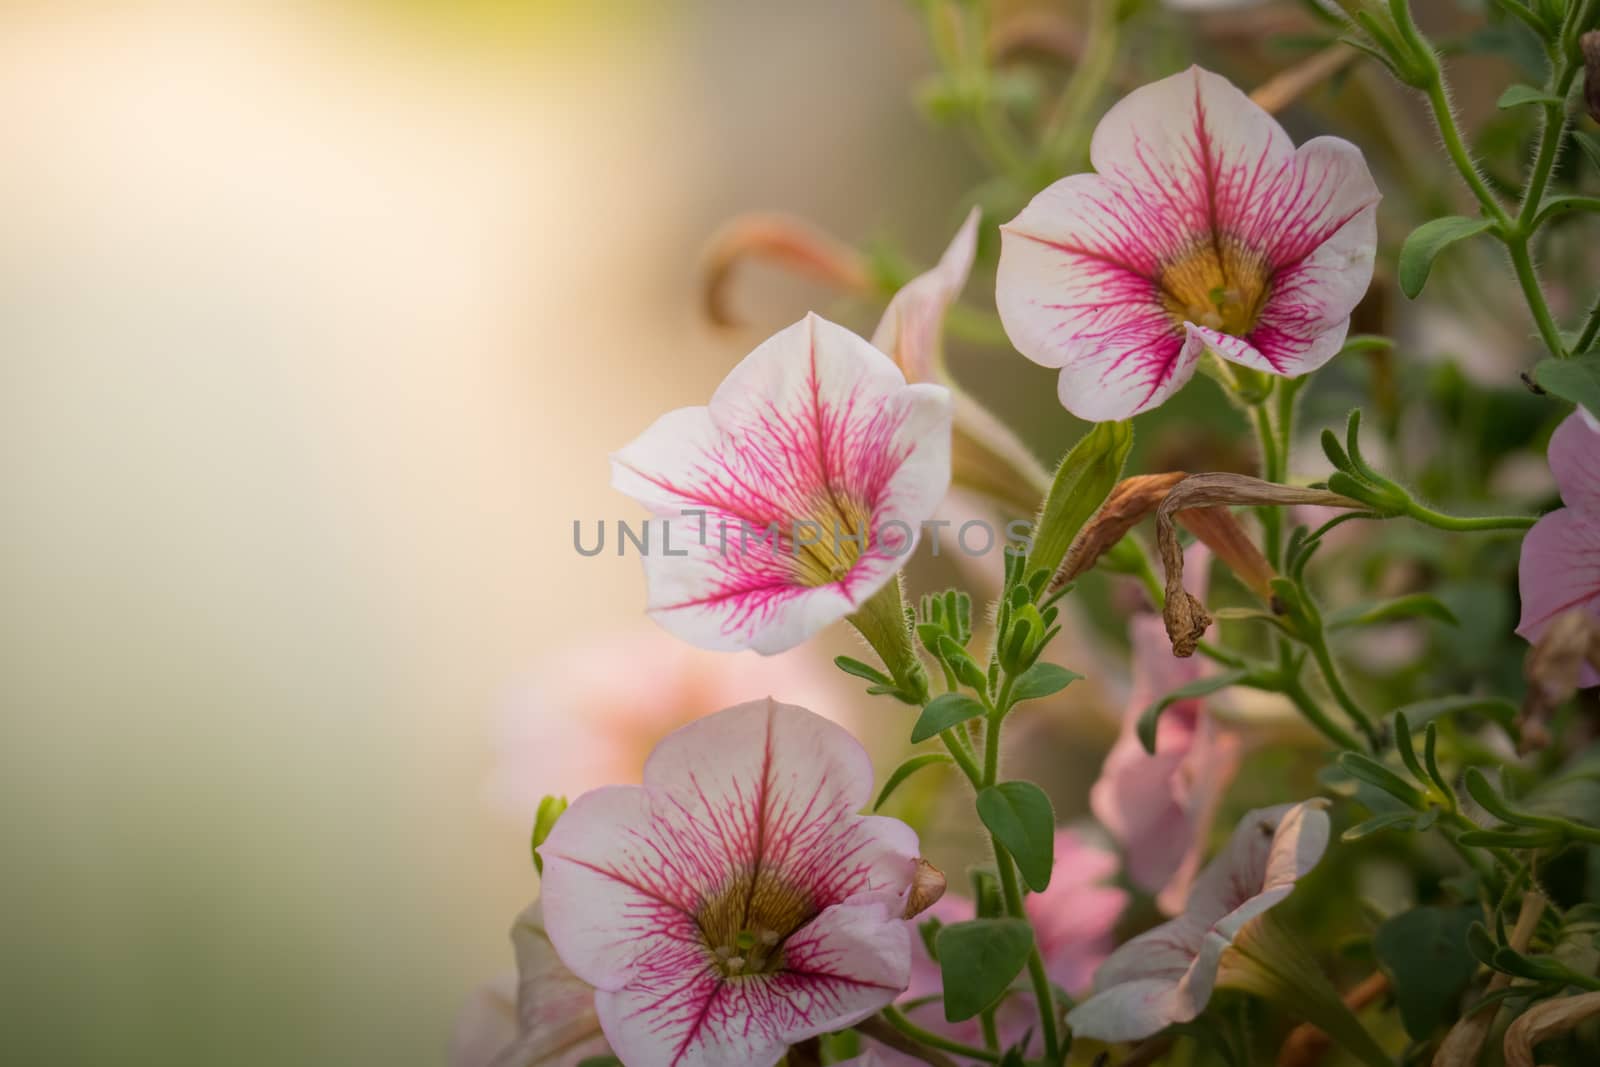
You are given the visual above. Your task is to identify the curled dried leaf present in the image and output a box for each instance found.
[1055,471,1187,587]
[701,213,871,328]
[904,858,948,920]
[1503,991,1600,1067]
[1155,474,1357,656]
[1177,506,1277,600]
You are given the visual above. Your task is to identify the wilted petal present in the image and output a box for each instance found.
[1068,800,1329,1043]
[998,67,1377,421]
[540,700,920,1067]
[612,314,952,653]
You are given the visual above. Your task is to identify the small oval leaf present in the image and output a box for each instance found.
[1398,216,1494,298]
[976,781,1056,892]
[934,918,1035,1023]
[911,692,987,744]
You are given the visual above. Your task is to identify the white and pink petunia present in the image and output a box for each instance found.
[1091,609,1242,916]
[997,66,1380,421]
[1066,799,1330,1043]
[539,699,922,1067]
[1518,412,1600,688]
[612,313,953,654]
[450,901,610,1067]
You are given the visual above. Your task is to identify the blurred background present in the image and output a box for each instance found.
[0,1,1579,1064]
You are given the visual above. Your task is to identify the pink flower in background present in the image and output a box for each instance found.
[875,831,1127,1063]
[1067,800,1330,1043]
[611,313,952,654]
[539,699,921,1067]
[1518,412,1600,688]
[1091,613,1242,915]
[485,628,849,817]
[451,901,609,1067]
[997,66,1379,421]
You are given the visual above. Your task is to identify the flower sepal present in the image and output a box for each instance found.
[849,578,931,705]
[1216,911,1391,1067]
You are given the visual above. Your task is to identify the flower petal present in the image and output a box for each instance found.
[596,901,911,1067]
[611,315,952,653]
[1183,801,1330,929]
[541,700,920,990]
[1517,509,1600,688]
[997,173,1202,420]
[489,902,610,1067]
[871,207,980,383]
[1550,411,1600,513]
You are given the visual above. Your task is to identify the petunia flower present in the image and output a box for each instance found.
[451,901,610,1067]
[539,699,923,1067]
[1517,412,1600,689]
[874,830,1127,1064]
[612,313,952,656]
[1091,572,1243,914]
[997,66,1379,421]
[1067,799,1330,1043]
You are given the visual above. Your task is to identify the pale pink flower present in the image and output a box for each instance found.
[611,313,952,654]
[1091,614,1242,915]
[1067,800,1330,1043]
[485,628,848,817]
[451,901,609,1067]
[539,699,921,1067]
[997,66,1379,421]
[875,831,1127,1063]
[1518,412,1600,688]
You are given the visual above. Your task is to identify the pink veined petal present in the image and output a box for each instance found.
[1183,801,1331,928]
[1517,508,1600,688]
[1549,411,1600,513]
[540,700,919,988]
[596,901,912,1067]
[871,207,980,383]
[611,314,952,654]
[997,173,1203,420]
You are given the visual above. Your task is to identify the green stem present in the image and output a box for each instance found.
[1281,675,1366,752]
[1506,236,1570,358]
[1040,0,1119,169]
[1419,76,1513,228]
[1251,400,1285,568]
[1305,632,1381,750]
[878,1006,1001,1064]
[1575,292,1600,356]
[1402,501,1539,532]
[939,730,984,788]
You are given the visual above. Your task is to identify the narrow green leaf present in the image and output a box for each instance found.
[911,692,987,744]
[1009,662,1083,704]
[1392,713,1428,788]
[834,655,893,686]
[976,781,1056,892]
[1137,669,1250,753]
[1328,593,1459,630]
[1341,810,1421,841]
[874,753,956,811]
[1373,907,1480,1040]
[1338,752,1427,809]
[1496,83,1565,108]
[1398,216,1494,298]
[935,919,1035,1022]
[1533,353,1600,425]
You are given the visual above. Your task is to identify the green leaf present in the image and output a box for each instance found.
[1533,352,1600,424]
[1398,216,1494,298]
[1497,83,1565,108]
[874,753,955,811]
[910,692,986,744]
[1341,810,1421,841]
[1327,593,1459,630]
[976,781,1056,892]
[1338,752,1427,809]
[1027,420,1133,580]
[934,919,1035,1022]
[1373,907,1480,1040]
[1137,668,1250,753]
[834,655,893,686]
[531,794,568,875]
[1009,662,1083,704]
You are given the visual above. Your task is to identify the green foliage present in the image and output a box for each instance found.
[975,781,1056,892]
[910,693,986,744]
[531,794,568,875]
[873,753,955,811]
[1533,353,1600,423]
[934,919,1035,1022]
[1008,662,1082,704]
[1373,907,1480,1040]
[1398,217,1494,298]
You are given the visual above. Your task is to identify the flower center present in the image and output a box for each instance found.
[788,491,872,589]
[1158,237,1270,337]
[697,867,817,979]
